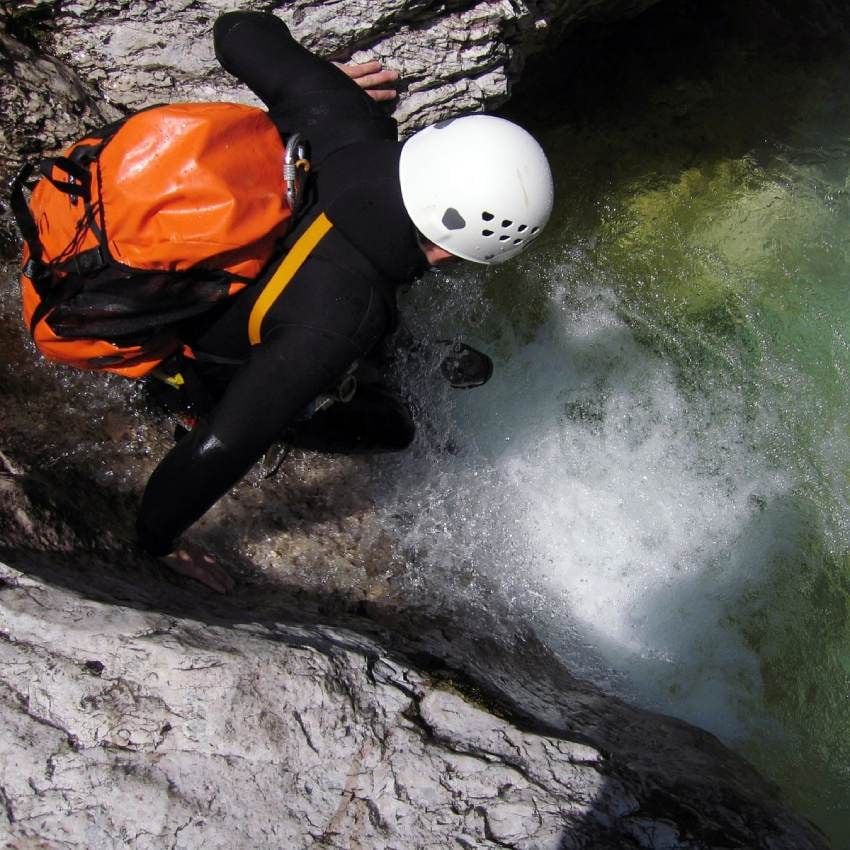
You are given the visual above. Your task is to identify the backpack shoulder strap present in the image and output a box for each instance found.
[10,163,44,281]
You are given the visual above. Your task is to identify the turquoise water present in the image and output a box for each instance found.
[381,2,850,844]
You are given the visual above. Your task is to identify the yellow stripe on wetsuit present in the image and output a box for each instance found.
[248,212,334,345]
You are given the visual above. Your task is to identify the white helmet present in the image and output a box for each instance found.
[399,115,554,265]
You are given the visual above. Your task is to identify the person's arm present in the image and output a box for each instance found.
[213,11,398,157]
[137,327,354,559]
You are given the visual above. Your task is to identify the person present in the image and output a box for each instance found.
[139,10,554,592]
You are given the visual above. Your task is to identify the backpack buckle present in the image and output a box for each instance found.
[69,246,106,276]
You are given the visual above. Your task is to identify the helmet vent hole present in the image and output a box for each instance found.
[482,212,494,221]
[518,224,527,232]
[499,235,510,242]
[482,229,494,237]
[513,239,523,245]
[531,226,539,234]
[502,219,512,228]
[442,208,466,230]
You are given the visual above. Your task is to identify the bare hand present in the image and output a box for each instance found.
[161,542,236,594]
[335,60,399,102]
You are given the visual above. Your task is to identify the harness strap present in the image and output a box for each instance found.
[10,163,43,272]
[247,212,333,345]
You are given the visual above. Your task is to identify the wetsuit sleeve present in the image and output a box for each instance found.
[135,330,341,557]
[213,11,398,156]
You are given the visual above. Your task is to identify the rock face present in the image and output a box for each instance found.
[0,561,637,849]
[0,455,832,849]
[0,0,658,191]
[4,0,659,137]
[0,0,658,255]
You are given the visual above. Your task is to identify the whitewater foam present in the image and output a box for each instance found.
[381,262,794,743]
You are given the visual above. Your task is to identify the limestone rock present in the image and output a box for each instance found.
[37,0,661,132]
[0,563,606,849]
[0,0,663,254]
[0,0,660,169]
[0,17,120,160]
[0,459,832,849]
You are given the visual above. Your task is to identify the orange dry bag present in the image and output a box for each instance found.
[10,103,307,378]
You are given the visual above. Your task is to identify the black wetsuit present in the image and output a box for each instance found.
[136,11,428,556]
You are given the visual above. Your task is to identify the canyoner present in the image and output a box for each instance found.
[9,10,554,592]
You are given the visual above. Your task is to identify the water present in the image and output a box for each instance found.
[376,2,850,844]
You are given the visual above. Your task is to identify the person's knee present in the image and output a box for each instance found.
[285,383,416,454]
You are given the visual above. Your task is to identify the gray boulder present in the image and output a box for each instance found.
[0,451,832,849]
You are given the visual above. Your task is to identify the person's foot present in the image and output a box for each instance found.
[161,542,236,594]
[439,341,494,388]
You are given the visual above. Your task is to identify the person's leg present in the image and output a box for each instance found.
[285,381,415,454]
